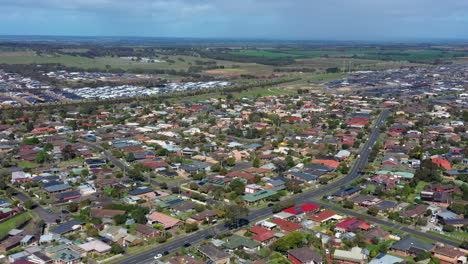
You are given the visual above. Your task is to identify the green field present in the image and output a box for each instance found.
[18,161,40,168]
[230,48,468,62]
[230,49,304,58]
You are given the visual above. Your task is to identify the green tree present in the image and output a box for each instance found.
[24,200,34,209]
[126,152,135,162]
[367,207,379,216]
[110,243,125,254]
[253,157,260,168]
[35,150,50,163]
[68,202,79,212]
[87,228,99,237]
[270,231,304,252]
[224,204,249,224]
[343,200,354,209]
[185,223,199,233]
[113,214,127,225]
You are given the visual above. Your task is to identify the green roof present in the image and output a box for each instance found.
[243,189,277,202]
[224,234,260,249]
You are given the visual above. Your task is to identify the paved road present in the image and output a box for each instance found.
[310,200,459,247]
[114,110,392,264]
[13,188,67,224]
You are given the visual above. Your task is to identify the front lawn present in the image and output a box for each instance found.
[0,212,32,240]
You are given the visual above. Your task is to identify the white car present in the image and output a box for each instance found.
[154,254,162,259]
[325,249,330,254]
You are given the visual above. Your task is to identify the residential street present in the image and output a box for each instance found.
[114,109,459,264]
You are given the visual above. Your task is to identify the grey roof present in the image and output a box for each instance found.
[369,254,404,264]
[287,171,318,181]
[372,200,398,210]
[390,236,433,253]
[50,219,84,235]
[198,244,230,261]
[55,190,81,200]
[44,183,72,192]
[128,187,154,196]
[333,186,362,197]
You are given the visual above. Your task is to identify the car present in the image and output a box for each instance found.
[163,251,169,256]
[183,243,191,247]
[267,203,274,207]
[325,249,330,254]
[154,254,162,259]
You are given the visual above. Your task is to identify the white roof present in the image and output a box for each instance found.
[78,240,111,253]
[273,212,294,219]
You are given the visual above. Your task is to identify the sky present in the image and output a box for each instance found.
[0,0,467,41]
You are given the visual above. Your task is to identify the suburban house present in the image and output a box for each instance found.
[249,226,276,245]
[134,224,159,239]
[198,244,231,264]
[335,218,371,233]
[333,247,368,264]
[282,203,320,218]
[333,186,361,200]
[146,211,181,229]
[390,236,434,256]
[288,247,323,264]
[309,210,339,224]
[77,239,111,255]
[431,247,467,264]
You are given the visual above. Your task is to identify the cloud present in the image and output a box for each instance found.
[0,0,466,40]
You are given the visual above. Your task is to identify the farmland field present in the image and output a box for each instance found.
[228,48,468,62]
[229,49,304,58]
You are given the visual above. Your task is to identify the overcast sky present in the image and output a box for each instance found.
[1,0,467,40]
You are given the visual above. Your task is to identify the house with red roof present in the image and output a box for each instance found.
[283,204,320,217]
[271,219,302,233]
[31,127,56,135]
[139,161,169,170]
[335,218,371,233]
[431,157,451,170]
[249,226,276,244]
[309,210,338,224]
[311,159,340,168]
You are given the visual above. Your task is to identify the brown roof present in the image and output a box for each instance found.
[431,247,465,258]
[91,209,126,219]
[135,224,159,236]
[189,210,219,221]
[363,228,390,240]
[400,204,428,218]
[147,212,181,228]
[288,247,323,263]
[309,210,337,222]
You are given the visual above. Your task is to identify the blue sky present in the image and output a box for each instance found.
[1,0,467,40]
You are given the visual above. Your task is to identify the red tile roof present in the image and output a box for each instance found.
[311,159,340,168]
[309,210,337,222]
[431,157,451,170]
[283,203,320,215]
[271,219,302,232]
[336,218,368,231]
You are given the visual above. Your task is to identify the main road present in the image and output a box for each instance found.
[114,109,391,264]
[114,109,458,264]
